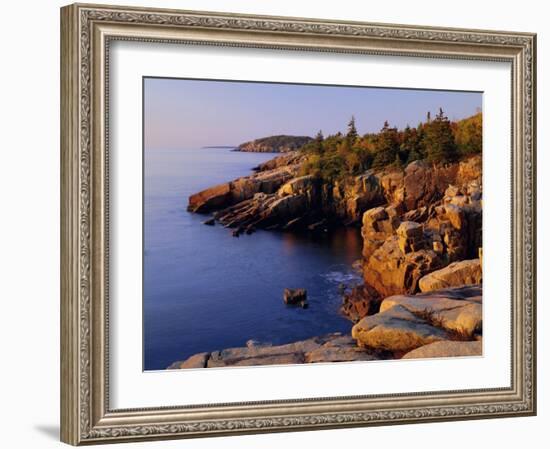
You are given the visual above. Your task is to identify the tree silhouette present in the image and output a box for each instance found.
[372,121,400,169]
[423,108,458,163]
[346,116,358,146]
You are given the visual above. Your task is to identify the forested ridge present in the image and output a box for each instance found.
[299,109,482,181]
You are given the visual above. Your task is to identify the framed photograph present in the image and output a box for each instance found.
[60,3,537,445]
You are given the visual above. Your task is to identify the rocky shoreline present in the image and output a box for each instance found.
[168,285,482,368]
[171,150,483,369]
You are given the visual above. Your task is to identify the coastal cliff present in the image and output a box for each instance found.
[172,112,484,368]
[173,152,483,368]
[188,151,481,240]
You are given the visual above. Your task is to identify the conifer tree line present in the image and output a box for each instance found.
[299,108,482,181]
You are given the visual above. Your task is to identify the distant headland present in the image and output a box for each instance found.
[235,135,313,153]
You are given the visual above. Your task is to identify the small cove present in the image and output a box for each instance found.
[144,148,362,370]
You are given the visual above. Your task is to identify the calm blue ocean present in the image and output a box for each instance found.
[144,148,361,370]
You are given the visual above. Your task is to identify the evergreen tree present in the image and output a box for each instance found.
[346,116,358,146]
[423,108,458,163]
[313,130,324,154]
[406,147,423,164]
[372,121,400,169]
[400,125,423,164]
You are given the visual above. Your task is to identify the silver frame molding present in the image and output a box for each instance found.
[60,3,537,445]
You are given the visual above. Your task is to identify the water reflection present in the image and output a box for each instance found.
[281,227,362,266]
[144,148,363,370]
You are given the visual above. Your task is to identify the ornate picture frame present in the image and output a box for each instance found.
[60,3,536,445]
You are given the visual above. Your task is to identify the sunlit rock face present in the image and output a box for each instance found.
[402,340,482,359]
[359,155,482,298]
[181,152,482,368]
[167,333,380,369]
[352,285,482,353]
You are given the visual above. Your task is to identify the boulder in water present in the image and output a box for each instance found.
[284,288,307,305]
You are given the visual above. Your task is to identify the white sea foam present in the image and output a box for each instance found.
[322,270,361,285]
